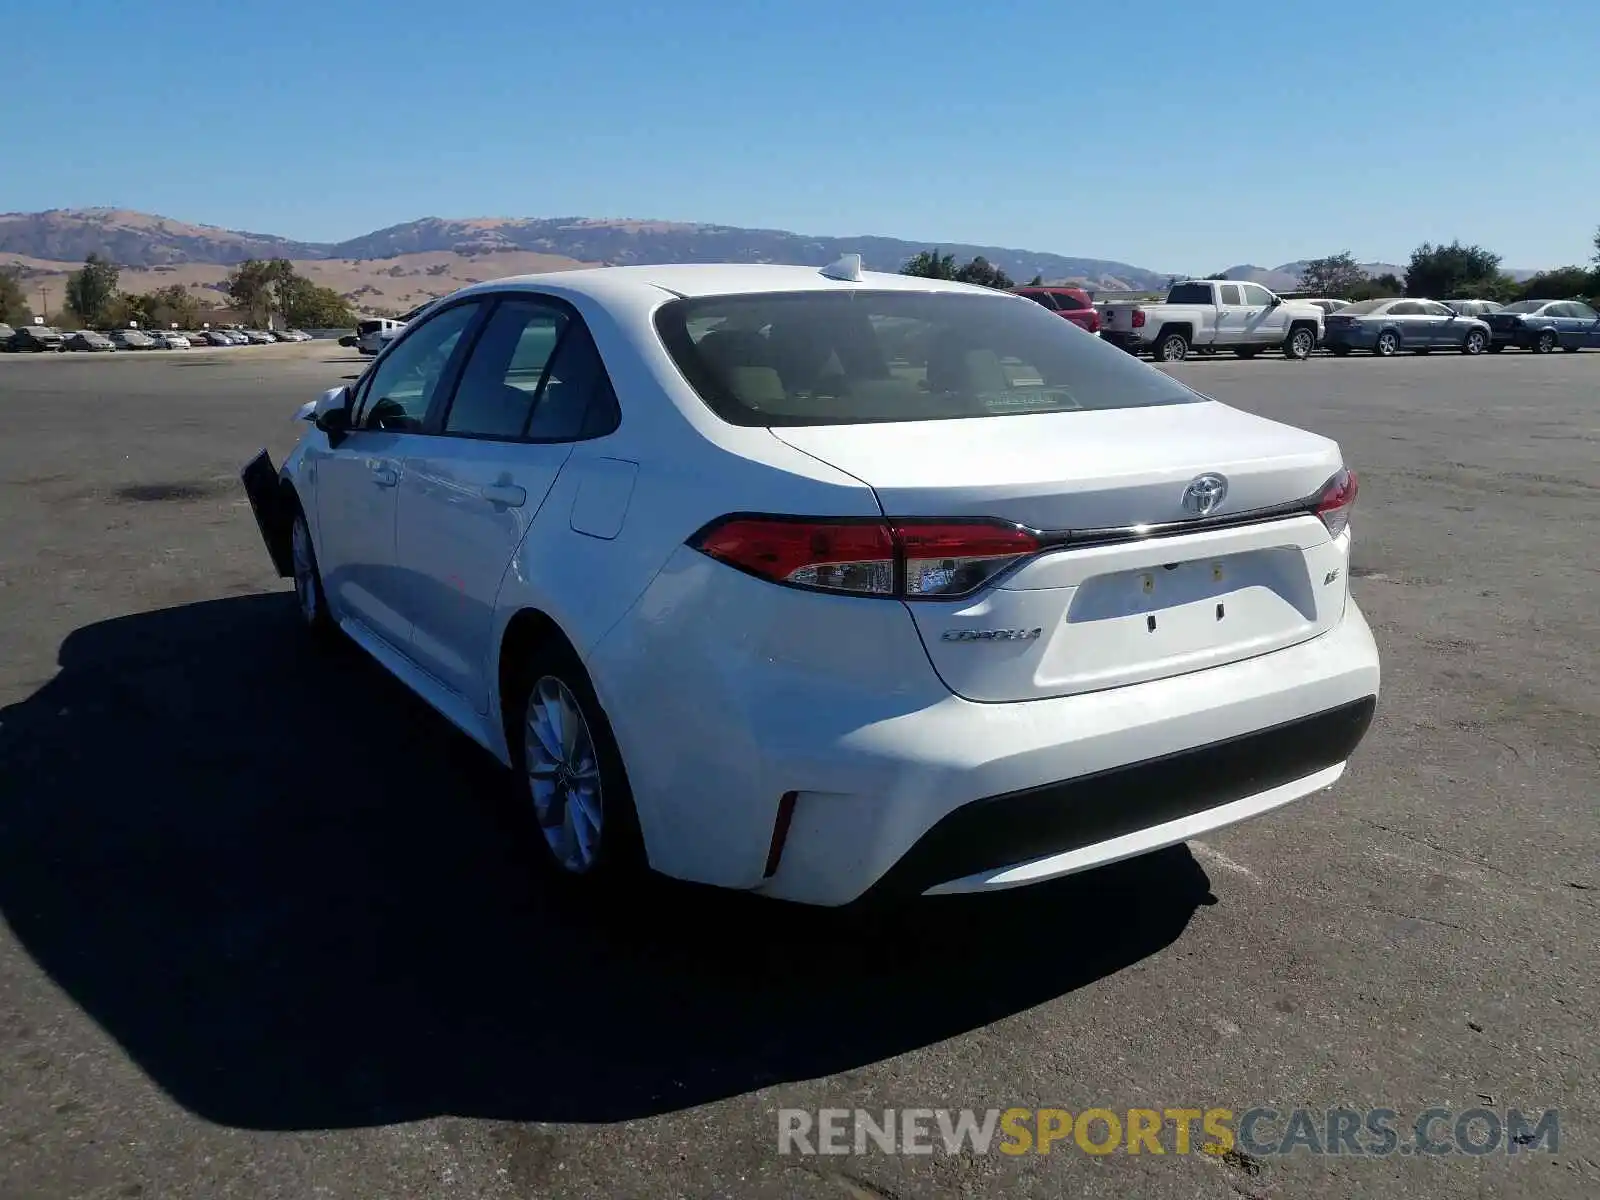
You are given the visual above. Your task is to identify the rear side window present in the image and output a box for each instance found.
[1018,291,1056,310]
[1166,282,1213,304]
[1218,284,1243,305]
[654,290,1199,428]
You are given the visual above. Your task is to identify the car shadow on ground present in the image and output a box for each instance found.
[0,594,1214,1131]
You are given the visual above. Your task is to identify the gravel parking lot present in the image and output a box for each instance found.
[0,344,1595,1199]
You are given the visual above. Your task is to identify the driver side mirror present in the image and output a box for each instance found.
[1268,295,1282,307]
[303,385,354,445]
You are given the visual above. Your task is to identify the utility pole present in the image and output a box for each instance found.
[38,284,49,318]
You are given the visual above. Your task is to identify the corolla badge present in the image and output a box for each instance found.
[1181,472,1229,516]
[941,628,1043,642]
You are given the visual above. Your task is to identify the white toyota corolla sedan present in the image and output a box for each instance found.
[242,256,1379,906]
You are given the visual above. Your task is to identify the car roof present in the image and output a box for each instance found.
[456,262,1009,302]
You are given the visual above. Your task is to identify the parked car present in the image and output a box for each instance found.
[108,329,156,350]
[241,258,1379,906]
[1320,298,1490,357]
[1305,298,1351,315]
[197,330,234,346]
[356,317,406,355]
[223,330,250,345]
[1444,299,1503,318]
[1482,299,1600,353]
[5,325,66,352]
[63,331,116,352]
[1010,286,1102,334]
[284,329,314,342]
[0,323,13,343]
[243,329,276,345]
[152,331,191,349]
[338,333,359,348]
[1101,279,1324,361]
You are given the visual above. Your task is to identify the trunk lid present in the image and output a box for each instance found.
[772,402,1350,701]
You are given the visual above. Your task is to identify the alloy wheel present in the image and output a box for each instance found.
[525,676,605,873]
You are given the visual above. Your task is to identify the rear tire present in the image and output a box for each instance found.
[1374,330,1400,357]
[1154,331,1189,362]
[505,639,644,892]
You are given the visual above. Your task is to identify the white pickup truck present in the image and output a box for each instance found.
[1101,280,1325,362]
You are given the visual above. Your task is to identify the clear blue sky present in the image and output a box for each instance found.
[8,0,1598,275]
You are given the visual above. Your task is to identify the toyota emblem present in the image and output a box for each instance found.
[1182,473,1229,516]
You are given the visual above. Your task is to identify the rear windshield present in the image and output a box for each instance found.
[1166,282,1214,304]
[654,290,1199,427]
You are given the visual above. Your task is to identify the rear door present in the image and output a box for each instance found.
[1211,283,1247,344]
[395,295,619,709]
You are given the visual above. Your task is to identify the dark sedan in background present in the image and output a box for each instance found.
[1483,300,1600,353]
[1320,298,1490,357]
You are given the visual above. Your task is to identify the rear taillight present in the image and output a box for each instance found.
[691,516,1041,600]
[1131,308,1146,329]
[1313,468,1359,538]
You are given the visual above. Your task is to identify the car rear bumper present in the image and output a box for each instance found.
[594,547,1380,906]
[1099,330,1148,351]
[1321,327,1377,350]
[758,602,1378,905]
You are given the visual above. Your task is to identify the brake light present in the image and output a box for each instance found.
[690,516,1041,599]
[1131,308,1146,329]
[1313,468,1359,537]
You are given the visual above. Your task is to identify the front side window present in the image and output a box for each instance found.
[1569,302,1598,320]
[1421,302,1454,317]
[1018,291,1056,310]
[354,302,481,432]
[1389,301,1422,316]
[654,289,1200,428]
[1240,284,1274,306]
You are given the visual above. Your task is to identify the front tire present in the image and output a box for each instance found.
[1534,331,1557,354]
[289,509,333,636]
[1374,330,1400,357]
[1462,329,1487,355]
[1283,326,1316,360]
[508,642,643,889]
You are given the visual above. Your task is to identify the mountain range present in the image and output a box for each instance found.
[3,208,1541,314]
[0,208,1173,293]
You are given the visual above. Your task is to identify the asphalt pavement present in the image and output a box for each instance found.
[0,343,1595,1199]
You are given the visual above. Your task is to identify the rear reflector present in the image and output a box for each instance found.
[691,516,1040,600]
[1313,468,1358,537]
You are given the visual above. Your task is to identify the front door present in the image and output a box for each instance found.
[397,296,620,710]
[1570,302,1600,348]
[314,300,484,649]
[1238,283,1287,346]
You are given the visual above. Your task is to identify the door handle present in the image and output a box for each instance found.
[480,483,526,507]
[371,465,399,487]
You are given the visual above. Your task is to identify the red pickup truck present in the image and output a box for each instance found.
[1010,286,1101,334]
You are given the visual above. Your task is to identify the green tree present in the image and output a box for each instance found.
[901,249,958,280]
[1027,273,1044,287]
[1591,224,1599,267]
[1297,252,1368,297]
[279,277,355,327]
[64,253,120,326]
[0,268,31,324]
[1205,271,1230,280]
[953,255,1014,290]
[144,284,203,328]
[1403,241,1501,299]
[1516,265,1597,301]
